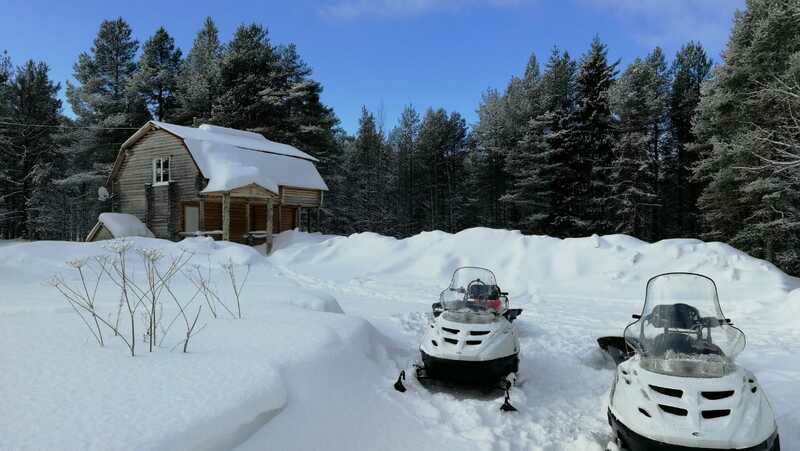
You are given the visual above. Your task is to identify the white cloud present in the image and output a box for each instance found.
[582,0,744,56]
[321,0,526,20]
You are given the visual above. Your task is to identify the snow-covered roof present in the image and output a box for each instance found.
[154,122,319,162]
[97,213,155,239]
[118,121,328,194]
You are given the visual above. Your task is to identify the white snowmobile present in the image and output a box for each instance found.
[394,267,522,411]
[603,272,780,451]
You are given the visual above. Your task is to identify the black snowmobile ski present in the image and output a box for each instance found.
[597,336,634,365]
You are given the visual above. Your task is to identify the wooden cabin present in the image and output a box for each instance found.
[87,121,328,252]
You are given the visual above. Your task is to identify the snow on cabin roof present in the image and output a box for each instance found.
[97,213,154,238]
[152,121,319,162]
[131,121,328,193]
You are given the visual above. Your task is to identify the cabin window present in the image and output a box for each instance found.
[153,157,171,185]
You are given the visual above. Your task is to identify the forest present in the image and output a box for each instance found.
[1,0,799,272]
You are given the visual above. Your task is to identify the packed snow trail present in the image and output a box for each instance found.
[252,265,617,451]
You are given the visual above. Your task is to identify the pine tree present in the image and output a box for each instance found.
[66,18,150,162]
[175,17,223,124]
[212,24,339,165]
[212,24,278,129]
[63,18,150,239]
[130,27,182,121]
[562,37,618,235]
[0,61,62,239]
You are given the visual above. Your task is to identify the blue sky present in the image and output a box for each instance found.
[0,0,744,134]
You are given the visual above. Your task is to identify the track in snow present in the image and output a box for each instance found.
[274,268,622,451]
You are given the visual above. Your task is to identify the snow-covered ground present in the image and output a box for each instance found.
[1,229,799,451]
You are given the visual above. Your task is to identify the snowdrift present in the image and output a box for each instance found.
[271,228,798,310]
[1,229,798,451]
[0,237,387,451]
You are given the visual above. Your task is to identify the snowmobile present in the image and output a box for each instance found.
[394,267,522,411]
[602,272,780,451]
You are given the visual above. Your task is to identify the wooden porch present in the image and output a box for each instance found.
[179,184,321,252]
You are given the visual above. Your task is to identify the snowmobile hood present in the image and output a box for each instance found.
[609,355,778,449]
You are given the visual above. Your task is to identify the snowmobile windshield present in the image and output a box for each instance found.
[625,273,746,378]
[439,267,506,316]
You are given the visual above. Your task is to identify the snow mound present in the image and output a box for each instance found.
[0,236,394,451]
[283,289,344,314]
[177,236,265,266]
[270,227,798,308]
[98,212,154,238]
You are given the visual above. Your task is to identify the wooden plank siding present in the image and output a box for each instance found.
[113,129,200,240]
[281,187,323,207]
[204,201,222,231]
[280,206,297,231]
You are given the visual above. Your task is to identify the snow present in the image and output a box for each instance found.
[149,121,328,193]
[97,212,154,238]
[1,228,799,451]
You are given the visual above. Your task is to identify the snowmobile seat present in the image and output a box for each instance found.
[651,332,724,357]
[647,303,702,330]
[468,284,501,299]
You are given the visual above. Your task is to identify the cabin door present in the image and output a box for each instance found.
[184,205,199,234]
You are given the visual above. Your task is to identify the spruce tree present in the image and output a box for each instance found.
[562,37,618,235]
[345,107,394,233]
[608,48,670,239]
[389,105,420,236]
[0,61,62,239]
[503,48,576,235]
[175,17,223,124]
[664,42,712,237]
[469,90,513,228]
[469,56,540,230]
[416,109,468,232]
[130,27,182,121]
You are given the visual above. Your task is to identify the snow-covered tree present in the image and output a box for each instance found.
[663,42,712,237]
[415,108,469,232]
[0,61,62,239]
[61,18,150,239]
[343,107,395,233]
[502,48,576,235]
[694,0,800,271]
[608,48,670,239]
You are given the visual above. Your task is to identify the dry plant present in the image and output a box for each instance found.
[52,239,197,356]
[222,259,251,319]
[183,262,236,319]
